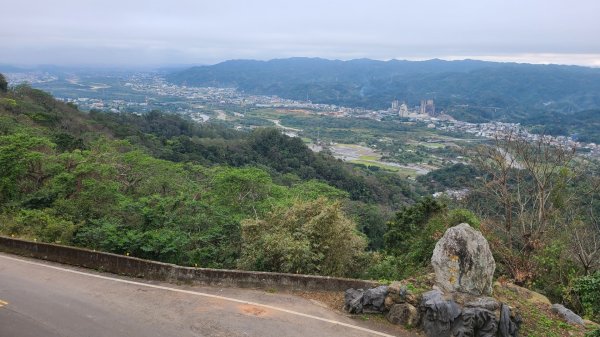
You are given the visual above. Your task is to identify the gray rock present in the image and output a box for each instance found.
[498,303,521,337]
[362,285,388,313]
[420,290,462,337]
[455,307,497,337]
[431,223,496,296]
[465,297,500,311]
[551,304,584,325]
[344,288,363,314]
[420,290,512,337]
[387,303,420,327]
[421,289,444,304]
[344,286,389,314]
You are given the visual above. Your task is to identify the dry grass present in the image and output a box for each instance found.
[292,290,345,312]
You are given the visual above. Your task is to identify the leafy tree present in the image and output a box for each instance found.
[290,179,348,201]
[417,163,481,192]
[238,198,367,277]
[0,73,7,93]
[52,133,85,152]
[573,271,600,322]
[345,201,390,250]
[210,167,280,217]
[4,209,77,244]
[384,196,446,256]
[377,198,480,279]
[0,132,54,203]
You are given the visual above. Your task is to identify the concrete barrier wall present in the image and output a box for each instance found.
[0,236,379,291]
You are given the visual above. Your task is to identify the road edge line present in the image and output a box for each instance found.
[0,254,396,337]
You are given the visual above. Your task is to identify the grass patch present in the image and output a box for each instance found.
[359,155,380,160]
[350,160,420,177]
[394,167,421,177]
[494,284,591,337]
[419,142,446,149]
[246,108,282,119]
[350,160,399,172]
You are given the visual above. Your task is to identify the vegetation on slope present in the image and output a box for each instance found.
[0,82,417,276]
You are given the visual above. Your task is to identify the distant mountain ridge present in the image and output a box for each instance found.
[167,57,600,124]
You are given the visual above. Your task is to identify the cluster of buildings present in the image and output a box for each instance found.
[389,99,438,118]
[386,99,600,159]
[433,188,470,200]
[5,72,57,85]
[434,120,600,158]
[127,75,333,111]
[419,99,436,116]
[9,70,600,159]
[59,97,147,113]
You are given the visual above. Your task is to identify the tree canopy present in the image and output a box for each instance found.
[0,73,7,93]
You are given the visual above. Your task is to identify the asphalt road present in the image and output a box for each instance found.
[0,253,412,337]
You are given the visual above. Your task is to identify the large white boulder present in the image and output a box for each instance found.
[431,223,495,296]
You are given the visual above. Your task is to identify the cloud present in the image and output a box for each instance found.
[2,0,600,66]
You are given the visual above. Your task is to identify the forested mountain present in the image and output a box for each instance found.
[167,57,600,127]
[87,110,417,206]
[524,108,600,142]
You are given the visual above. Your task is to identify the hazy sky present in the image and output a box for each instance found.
[2,0,600,67]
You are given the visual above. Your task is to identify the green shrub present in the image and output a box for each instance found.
[585,329,600,337]
[4,209,77,243]
[573,272,600,321]
[531,241,579,303]
[365,253,403,281]
[239,198,367,277]
[383,196,481,279]
[384,196,446,256]
[74,220,190,264]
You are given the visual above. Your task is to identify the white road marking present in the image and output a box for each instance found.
[0,254,396,337]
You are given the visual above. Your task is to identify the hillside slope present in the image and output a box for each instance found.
[0,83,420,273]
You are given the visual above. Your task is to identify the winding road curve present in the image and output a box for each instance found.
[0,253,414,337]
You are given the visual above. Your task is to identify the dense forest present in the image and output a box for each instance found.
[168,58,600,142]
[1,78,600,322]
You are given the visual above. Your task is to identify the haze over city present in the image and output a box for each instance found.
[2,0,600,67]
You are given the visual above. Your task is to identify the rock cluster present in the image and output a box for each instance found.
[422,224,521,336]
[384,282,421,326]
[385,281,420,309]
[344,223,587,336]
[420,289,520,337]
[344,282,522,337]
[343,223,521,336]
[343,285,388,314]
